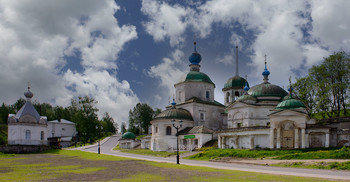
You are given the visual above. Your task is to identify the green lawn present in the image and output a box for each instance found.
[0,150,334,182]
[116,148,187,157]
[187,146,349,160]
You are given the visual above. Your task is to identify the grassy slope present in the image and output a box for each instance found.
[0,150,333,182]
[187,147,350,160]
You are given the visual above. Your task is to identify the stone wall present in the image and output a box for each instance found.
[0,145,52,154]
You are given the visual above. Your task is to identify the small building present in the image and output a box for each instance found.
[140,135,151,149]
[47,119,76,148]
[119,132,140,149]
[8,86,48,146]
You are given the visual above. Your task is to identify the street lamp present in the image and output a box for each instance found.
[171,119,183,164]
[96,125,103,154]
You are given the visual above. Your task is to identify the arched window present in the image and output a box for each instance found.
[25,130,31,140]
[206,91,210,99]
[235,91,240,97]
[166,126,172,135]
[41,131,44,140]
[226,92,230,103]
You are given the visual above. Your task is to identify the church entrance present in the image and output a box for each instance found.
[281,130,294,148]
[280,121,295,148]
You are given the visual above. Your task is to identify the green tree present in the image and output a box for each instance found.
[293,51,350,119]
[100,112,116,135]
[0,103,10,124]
[121,122,127,134]
[72,96,99,143]
[128,103,155,135]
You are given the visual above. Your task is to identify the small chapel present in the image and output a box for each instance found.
[147,42,350,151]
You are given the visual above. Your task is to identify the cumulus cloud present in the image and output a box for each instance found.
[0,0,139,126]
[146,49,187,102]
[141,0,190,47]
[143,0,350,89]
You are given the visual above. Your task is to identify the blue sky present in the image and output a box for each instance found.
[0,0,349,128]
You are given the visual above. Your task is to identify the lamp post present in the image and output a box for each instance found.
[96,125,103,154]
[171,119,183,164]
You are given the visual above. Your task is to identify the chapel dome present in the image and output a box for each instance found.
[237,94,257,102]
[275,97,306,110]
[189,42,201,65]
[155,108,193,121]
[179,71,214,85]
[248,82,288,99]
[122,132,136,139]
[224,76,248,89]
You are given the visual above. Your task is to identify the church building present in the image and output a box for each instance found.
[148,42,350,151]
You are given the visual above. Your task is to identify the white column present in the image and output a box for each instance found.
[250,136,254,149]
[222,137,226,149]
[232,136,237,149]
[276,128,281,149]
[218,136,222,149]
[301,128,306,148]
[325,133,330,147]
[269,129,274,149]
[305,134,309,148]
[294,128,299,148]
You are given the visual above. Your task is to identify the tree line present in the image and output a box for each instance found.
[0,96,117,143]
[293,51,350,119]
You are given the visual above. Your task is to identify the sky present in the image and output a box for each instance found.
[0,0,349,128]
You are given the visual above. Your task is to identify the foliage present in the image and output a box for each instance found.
[273,161,350,170]
[101,112,116,134]
[121,122,127,134]
[118,148,187,157]
[0,124,8,145]
[293,51,350,118]
[128,103,156,135]
[187,147,347,160]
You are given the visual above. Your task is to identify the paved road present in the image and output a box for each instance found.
[75,136,350,181]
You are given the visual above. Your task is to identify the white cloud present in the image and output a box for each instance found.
[141,0,190,47]
[146,49,187,105]
[216,54,233,65]
[0,0,139,127]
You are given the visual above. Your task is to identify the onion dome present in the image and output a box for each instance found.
[122,131,136,139]
[248,83,288,98]
[24,86,33,99]
[188,42,201,65]
[155,107,193,121]
[243,78,249,91]
[182,71,214,85]
[275,97,306,110]
[223,76,248,90]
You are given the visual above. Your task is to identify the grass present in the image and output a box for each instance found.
[117,148,187,157]
[187,147,349,161]
[0,149,334,181]
[273,161,350,170]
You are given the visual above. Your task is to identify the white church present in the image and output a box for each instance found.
[148,42,350,151]
[8,85,76,147]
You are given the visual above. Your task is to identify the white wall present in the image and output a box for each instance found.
[8,124,48,145]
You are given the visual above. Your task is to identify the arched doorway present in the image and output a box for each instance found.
[280,121,295,148]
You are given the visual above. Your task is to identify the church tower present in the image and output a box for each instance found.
[174,42,215,104]
[222,45,249,106]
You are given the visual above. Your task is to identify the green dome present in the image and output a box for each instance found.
[184,71,214,84]
[248,83,288,98]
[237,94,257,102]
[155,108,193,120]
[224,76,248,89]
[122,132,136,139]
[275,97,306,110]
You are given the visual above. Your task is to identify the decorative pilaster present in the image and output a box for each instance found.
[269,129,274,149]
[276,128,281,149]
[301,128,305,148]
[325,133,330,148]
[294,128,299,148]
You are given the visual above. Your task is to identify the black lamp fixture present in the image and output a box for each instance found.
[172,119,183,164]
